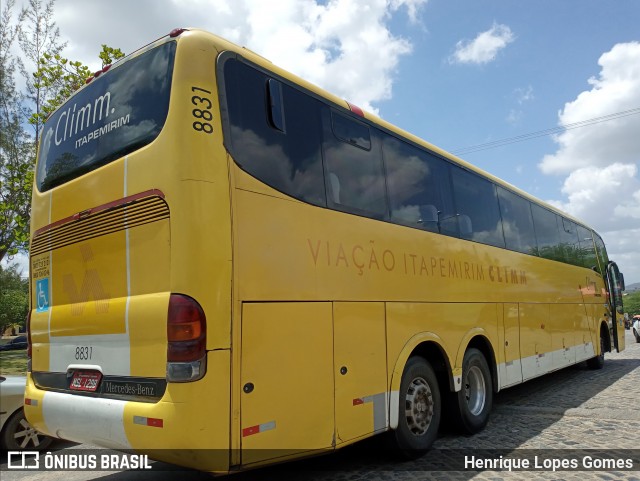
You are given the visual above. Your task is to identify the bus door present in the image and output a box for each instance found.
[606,261,625,352]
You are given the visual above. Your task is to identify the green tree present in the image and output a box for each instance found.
[0,0,34,261]
[624,291,640,317]
[18,0,66,147]
[98,44,126,68]
[1,0,124,263]
[0,264,29,332]
[32,44,124,127]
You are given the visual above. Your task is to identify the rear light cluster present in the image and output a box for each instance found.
[85,64,112,85]
[167,294,207,382]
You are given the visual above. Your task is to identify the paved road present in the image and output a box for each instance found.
[2,329,639,480]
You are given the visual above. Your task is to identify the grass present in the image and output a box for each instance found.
[0,350,28,375]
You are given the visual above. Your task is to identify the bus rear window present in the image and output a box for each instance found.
[36,41,176,192]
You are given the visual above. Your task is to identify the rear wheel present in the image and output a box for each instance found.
[391,356,441,457]
[452,348,493,434]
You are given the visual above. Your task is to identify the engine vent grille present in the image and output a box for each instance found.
[31,190,169,256]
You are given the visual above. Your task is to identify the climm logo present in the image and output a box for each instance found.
[54,92,130,148]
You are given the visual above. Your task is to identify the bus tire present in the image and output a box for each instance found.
[587,329,606,370]
[391,356,441,457]
[453,348,493,434]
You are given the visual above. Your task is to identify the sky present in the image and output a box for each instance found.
[4,0,640,285]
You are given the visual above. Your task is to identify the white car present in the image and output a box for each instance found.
[633,318,640,343]
[0,375,53,450]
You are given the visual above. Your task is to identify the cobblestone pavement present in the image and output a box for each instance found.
[242,328,640,481]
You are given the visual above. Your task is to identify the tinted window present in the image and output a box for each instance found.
[37,42,176,192]
[224,59,325,206]
[332,112,371,150]
[450,167,505,247]
[384,136,455,233]
[531,204,562,261]
[497,187,537,254]
[560,218,582,266]
[593,233,609,274]
[576,224,598,270]
[323,110,386,217]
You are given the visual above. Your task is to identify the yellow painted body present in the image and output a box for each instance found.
[25,29,622,474]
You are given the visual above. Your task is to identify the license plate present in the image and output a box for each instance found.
[70,371,102,392]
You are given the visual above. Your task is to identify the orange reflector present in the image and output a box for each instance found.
[167,321,202,341]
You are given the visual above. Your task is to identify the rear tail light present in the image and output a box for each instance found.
[26,310,32,371]
[167,294,206,382]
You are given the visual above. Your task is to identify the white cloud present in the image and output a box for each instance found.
[598,228,640,288]
[542,41,640,283]
[207,0,426,113]
[549,163,640,231]
[53,0,426,114]
[450,22,514,65]
[539,41,640,175]
[1,252,29,278]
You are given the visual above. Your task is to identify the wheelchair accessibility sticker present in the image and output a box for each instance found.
[36,277,50,312]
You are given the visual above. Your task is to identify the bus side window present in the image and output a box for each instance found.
[323,110,386,218]
[418,204,439,231]
[560,218,582,266]
[440,214,473,238]
[577,224,598,271]
[531,204,562,261]
[332,111,371,150]
[593,232,609,275]
[450,166,505,248]
[383,136,455,233]
[328,172,341,204]
[224,59,326,207]
[497,186,537,255]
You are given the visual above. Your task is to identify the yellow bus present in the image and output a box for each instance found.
[26,28,626,472]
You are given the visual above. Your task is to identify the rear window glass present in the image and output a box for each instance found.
[36,41,176,192]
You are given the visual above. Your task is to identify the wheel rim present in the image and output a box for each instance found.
[464,365,486,416]
[405,376,434,435]
[13,418,46,449]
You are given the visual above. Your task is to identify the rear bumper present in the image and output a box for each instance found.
[24,349,231,472]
